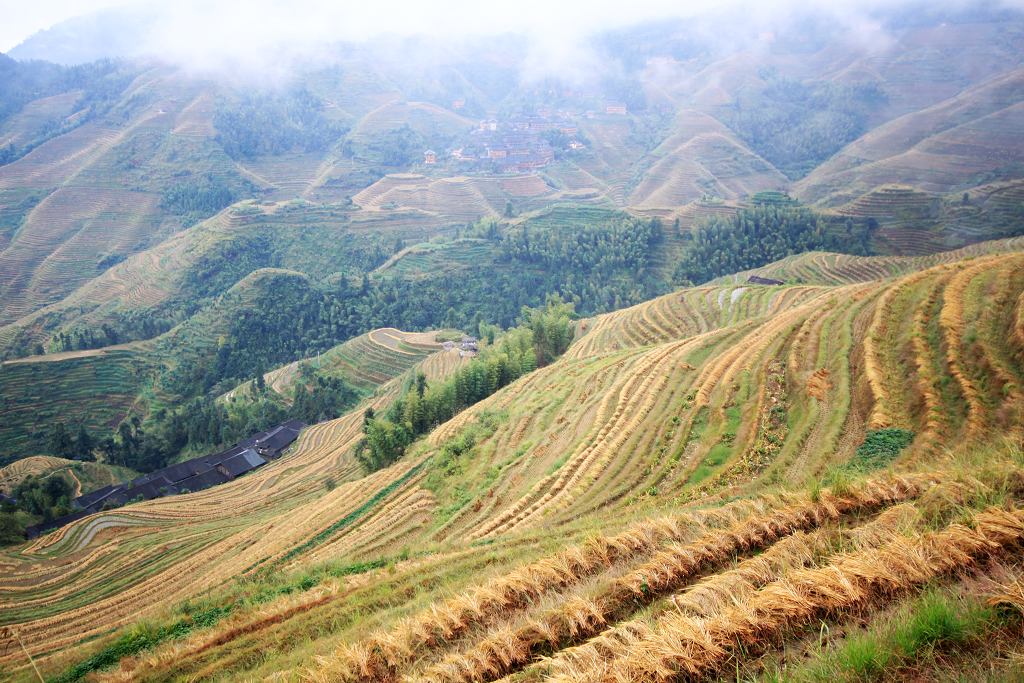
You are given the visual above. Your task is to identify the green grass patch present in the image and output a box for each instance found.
[422,411,506,525]
[776,589,1010,683]
[51,604,232,683]
[890,591,988,658]
[829,634,891,681]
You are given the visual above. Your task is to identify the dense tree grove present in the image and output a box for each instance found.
[51,324,123,353]
[214,88,346,159]
[160,173,239,226]
[0,474,75,545]
[360,125,426,167]
[10,475,74,520]
[722,73,886,179]
[46,423,95,461]
[500,216,662,279]
[356,297,575,472]
[673,205,873,285]
[100,372,361,472]
[158,215,665,400]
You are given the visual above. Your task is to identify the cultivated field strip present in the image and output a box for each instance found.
[305,472,936,682]
[0,347,465,666]
[433,503,921,683]
[6,249,1024,677]
[422,255,1024,546]
[569,285,829,359]
[547,506,1024,683]
[717,235,1024,287]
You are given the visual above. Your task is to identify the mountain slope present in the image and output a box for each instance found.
[796,67,1024,206]
[627,110,787,210]
[4,245,1024,681]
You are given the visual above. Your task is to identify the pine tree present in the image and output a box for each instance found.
[48,423,74,459]
[75,425,95,462]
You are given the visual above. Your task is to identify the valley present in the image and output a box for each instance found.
[2,4,1024,681]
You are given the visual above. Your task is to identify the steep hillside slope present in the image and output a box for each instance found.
[0,68,253,324]
[0,268,317,460]
[628,110,787,210]
[0,200,448,358]
[796,67,1024,206]
[5,246,1024,681]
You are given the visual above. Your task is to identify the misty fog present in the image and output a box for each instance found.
[6,0,1024,86]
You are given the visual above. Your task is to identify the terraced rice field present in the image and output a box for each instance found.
[238,153,331,200]
[352,174,555,220]
[0,199,458,357]
[0,74,234,325]
[315,328,442,389]
[373,238,501,280]
[0,348,153,459]
[0,186,163,323]
[573,118,650,206]
[795,66,1024,207]
[0,457,136,497]
[0,91,82,150]
[348,100,475,145]
[224,328,446,402]
[5,246,1024,682]
[0,342,465,672]
[715,235,1024,286]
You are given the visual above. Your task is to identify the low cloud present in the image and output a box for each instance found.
[12,0,1024,85]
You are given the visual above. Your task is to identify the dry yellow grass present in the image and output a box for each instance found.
[551,506,1024,683]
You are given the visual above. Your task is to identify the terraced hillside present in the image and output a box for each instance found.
[0,15,1022,368]
[347,100,475,149]
[796,67,1024,208]
[351,173,558,219]
[0,68,255,325]
[713,235,1024,286]
[0,200,451,358]
[222,328,449,404]
[3,11,1024,681]
[0,268,326,460]
[628,110,787,210]
[0,346,154,460]
[0,457,137,497]
[5,246,1024,681]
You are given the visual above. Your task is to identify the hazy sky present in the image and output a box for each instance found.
[0,0,123,51]
[0,0,916,53]
[0,0,682,53]
[3,0,1022,76]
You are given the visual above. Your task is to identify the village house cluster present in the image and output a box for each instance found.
[24,420,306,538]
[428,107,587,174]
[442,335,480,358]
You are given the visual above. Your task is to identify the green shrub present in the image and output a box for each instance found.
[851,429,915,471]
